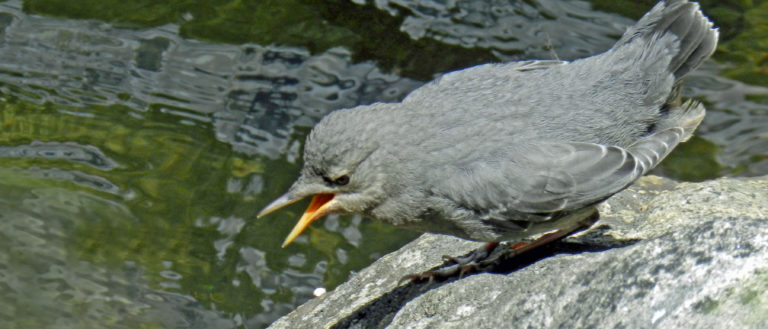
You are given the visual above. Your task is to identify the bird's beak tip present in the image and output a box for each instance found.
[257,191,302,219]
[256,206,276,219]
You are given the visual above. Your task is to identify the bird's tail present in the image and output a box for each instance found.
[612,0,719,81]
[628,100,705,172]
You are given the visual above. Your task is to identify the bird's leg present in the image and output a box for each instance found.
[471,212,600,272]
[403,212,599,282]
[399,242,507,282]
[441,242,498,264]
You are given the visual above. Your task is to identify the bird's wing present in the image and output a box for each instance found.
[501,142,642,214]
[431,128,686,216]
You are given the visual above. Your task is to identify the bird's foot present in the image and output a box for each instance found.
[402,213,599,283]
[400,242,505,283]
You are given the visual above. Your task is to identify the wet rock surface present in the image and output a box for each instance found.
[269,175,768,329]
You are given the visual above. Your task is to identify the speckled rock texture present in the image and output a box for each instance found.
[268,176,768,329]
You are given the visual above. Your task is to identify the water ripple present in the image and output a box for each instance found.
[0,141,120,170]
[0,0,423,160]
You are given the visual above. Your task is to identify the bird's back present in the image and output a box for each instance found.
[397,0,717,151]
[362,0,718,241]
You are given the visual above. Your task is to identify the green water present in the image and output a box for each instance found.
[0,93,418,327]
[1,0,767,328]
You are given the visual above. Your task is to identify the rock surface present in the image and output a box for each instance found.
[268,176,768,329]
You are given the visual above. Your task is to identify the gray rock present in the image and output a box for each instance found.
[268,176,768,329]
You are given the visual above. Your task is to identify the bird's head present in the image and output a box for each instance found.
[257,105,392,247]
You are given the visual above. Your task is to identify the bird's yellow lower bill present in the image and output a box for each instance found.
[282,193,335,247]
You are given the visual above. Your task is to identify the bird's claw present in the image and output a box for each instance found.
[400,242,505,284]
[400,221,602,284]
[441,254,462,264]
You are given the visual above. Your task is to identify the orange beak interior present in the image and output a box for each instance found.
[282,193,335,247]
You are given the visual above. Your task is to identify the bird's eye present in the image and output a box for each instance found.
[333,175,350,186]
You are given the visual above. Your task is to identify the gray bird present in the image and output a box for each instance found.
[258,0,718,256]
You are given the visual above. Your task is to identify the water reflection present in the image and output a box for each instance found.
[0,0,423,159]
[686,67,768,176]
[0,169,236,328]
[0,141,120,170]
[380,0,634,60]
[0,0,767,328]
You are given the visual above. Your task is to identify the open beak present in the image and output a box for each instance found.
[281,193,335,247]
[257,192,337,248]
